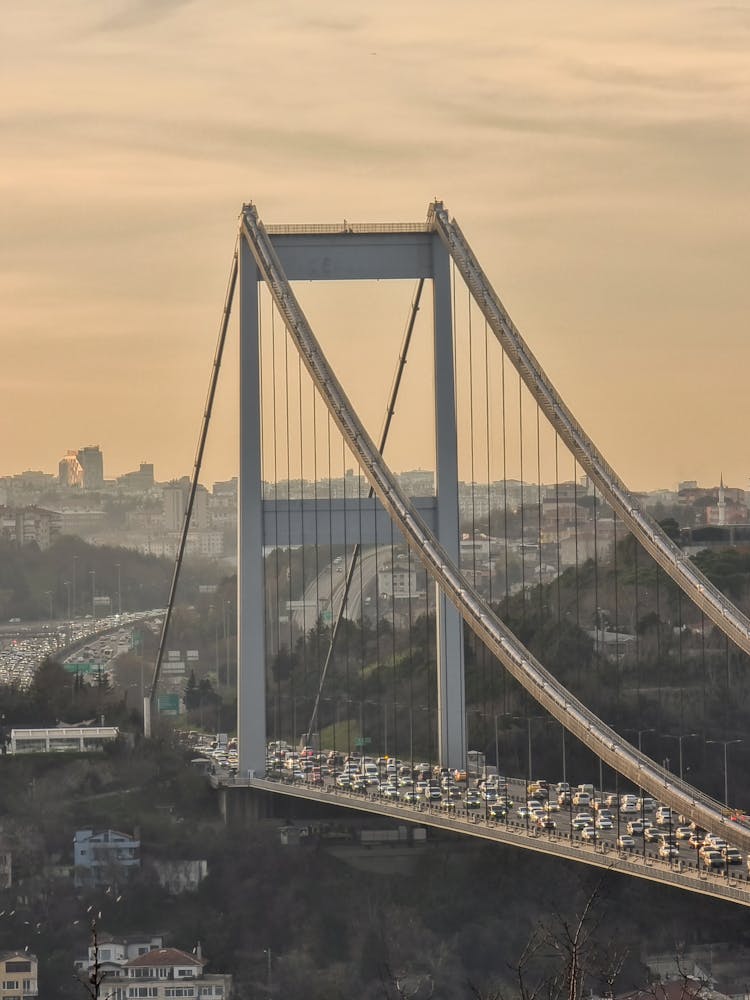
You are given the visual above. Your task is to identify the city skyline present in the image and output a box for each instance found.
[4,3,750,492]
[2,445,747,497]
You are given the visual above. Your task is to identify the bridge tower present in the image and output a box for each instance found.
[238,222,466,778]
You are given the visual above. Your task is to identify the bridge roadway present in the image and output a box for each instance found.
[214,772,750,909]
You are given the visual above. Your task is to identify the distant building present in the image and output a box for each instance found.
[0,951,38,1000]
[77,445,104,490]
[73,828,140,888]
[395,469,435,497]
[117,463,155,492]
[0,506,60,550]
[59,450,84,488]
[212,477,237,496]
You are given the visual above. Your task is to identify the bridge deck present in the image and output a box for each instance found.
[219,776,750,909]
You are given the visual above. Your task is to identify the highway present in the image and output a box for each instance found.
[292,548,386,632]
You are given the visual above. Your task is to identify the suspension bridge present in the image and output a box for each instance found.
[164,202,750,907]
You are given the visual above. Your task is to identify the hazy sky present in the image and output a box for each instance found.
[3,1,749,492]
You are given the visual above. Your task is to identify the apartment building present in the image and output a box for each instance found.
[0,952,38,1000]
[77,943,231,1000]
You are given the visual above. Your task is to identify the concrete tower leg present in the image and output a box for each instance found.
[238,238,267,777]
[432,236,466,770]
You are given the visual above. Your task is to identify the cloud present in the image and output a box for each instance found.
[92,0,195,32]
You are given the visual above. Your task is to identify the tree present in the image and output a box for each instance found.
[184,670,199,710]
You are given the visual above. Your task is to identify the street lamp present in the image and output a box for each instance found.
[63,581,72,620]
[115,563,121,615]
[625,727,655,753]
[706,738,743,806]
[511,714,546,780]
[89,570,96,618]
[661,732,698,782]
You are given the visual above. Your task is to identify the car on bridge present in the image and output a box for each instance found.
[465,790,481,808]
[722,847,742,866]
[617,835,636,851]
[658,843,680,860]
[626,820,644,836]
[701,850,725,870]
[580,826,597,842]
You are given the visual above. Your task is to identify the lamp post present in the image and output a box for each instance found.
[661,732,698,782]
[629,727,655,754]
[511,714,546,780]
[44,590,53,620]
[115,563,121,615]
[72,555,78,616]
[89,570,96,618]
[63,581,72,620]
[706,738,742,807]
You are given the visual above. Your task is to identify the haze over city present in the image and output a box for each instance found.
[3,1,750,491]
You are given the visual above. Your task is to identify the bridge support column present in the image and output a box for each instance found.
[238,238,267,778]
[432,236,466,771]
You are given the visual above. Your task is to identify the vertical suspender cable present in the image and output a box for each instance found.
[284,325,295,743]
[149,242,238,710]
[634,539,641,721]
[271,306,283,738]
[298,355,308,732]
[302,280,425,744]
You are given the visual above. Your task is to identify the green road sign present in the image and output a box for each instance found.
[354,737,372,748]
[64,661,96,675]
[157,693,181,715]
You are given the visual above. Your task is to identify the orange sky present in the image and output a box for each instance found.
[3,1,749,492]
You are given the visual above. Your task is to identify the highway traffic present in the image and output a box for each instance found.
[195,737,750,887]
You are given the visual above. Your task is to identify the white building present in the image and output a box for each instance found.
[82,946,232,1000]
[9,727,119,755]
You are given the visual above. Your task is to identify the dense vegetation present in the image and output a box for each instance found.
[0,535,223,622]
